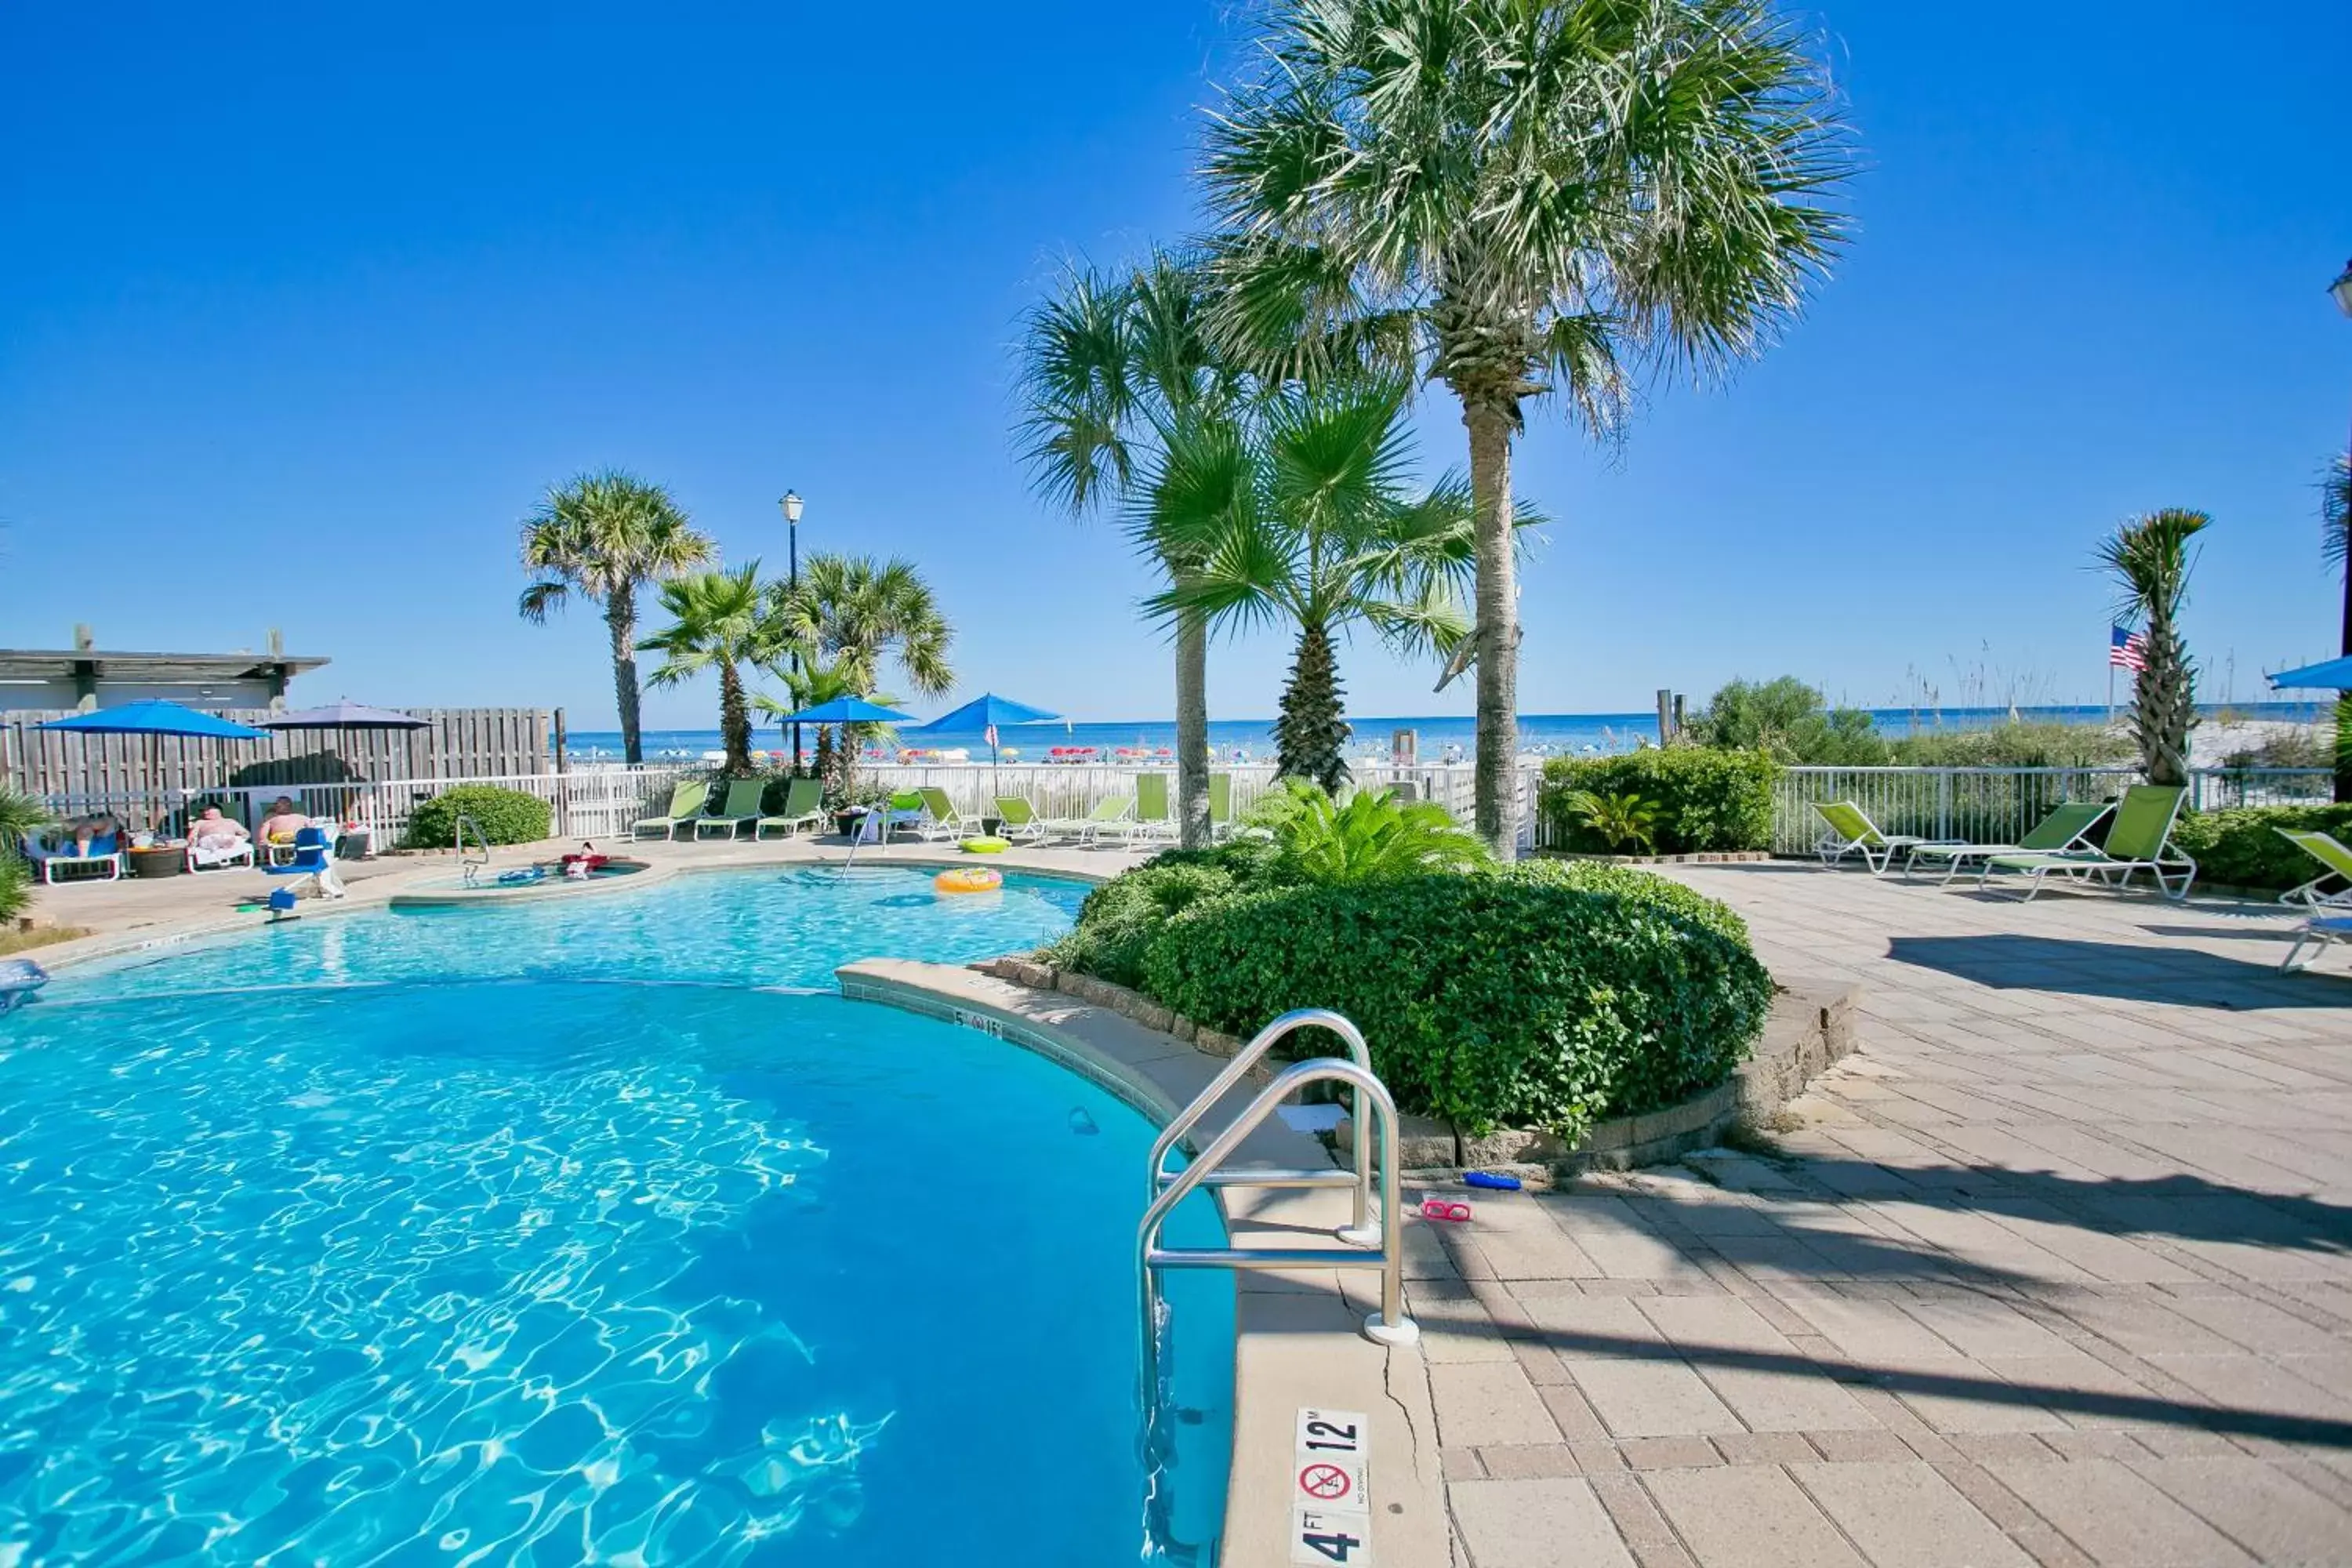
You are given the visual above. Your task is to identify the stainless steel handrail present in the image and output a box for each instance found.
[453,813,492,886]
[1138,1056,1419,1412]
[1147,1007,1377,1246]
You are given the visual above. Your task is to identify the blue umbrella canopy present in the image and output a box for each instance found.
[38,700,270,739]
[918,693,1062,731]
[2267,656,2352,691]
[772,697,918,724]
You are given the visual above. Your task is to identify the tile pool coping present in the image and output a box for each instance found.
[837,957,1446,1568]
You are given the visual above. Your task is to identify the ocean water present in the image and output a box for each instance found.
[3,873,1232,1566]
[574,702,2325,764]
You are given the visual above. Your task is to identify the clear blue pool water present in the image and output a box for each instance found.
[0,869,1232,1565]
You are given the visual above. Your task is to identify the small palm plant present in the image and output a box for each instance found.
[2096,510,2209,788]
[1258,779,1490,884]
[0,786,49,924]
[1562,789,1661,855]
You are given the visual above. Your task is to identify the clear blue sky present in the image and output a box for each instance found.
[4,2,2347,730]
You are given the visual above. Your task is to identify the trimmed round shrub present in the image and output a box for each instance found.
[1138,873,1772,1142]
[1502,858,1751,948]
[1041,840,1279,986]
[403,784,553,850]
[2171,804,2352,891]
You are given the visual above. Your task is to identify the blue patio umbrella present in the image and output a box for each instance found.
[39,701,271,827]
[2267,655,2352,691]
[771,698,919,725]
[918,692,1062,769]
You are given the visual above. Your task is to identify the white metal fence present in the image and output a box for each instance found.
[1766,766,2333,855]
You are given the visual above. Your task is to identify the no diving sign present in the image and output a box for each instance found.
[1290,1408,1373,1564]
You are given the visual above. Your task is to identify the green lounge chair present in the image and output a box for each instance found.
[1902,800,2114,883]
[632,779,710,840]
[2281,912,2352,974]
[1046,796,1135,848]
[2276,829,2352,910]
[695,779,768,840]
[1132,772,1178,844]
[1812,800,1960,876]
[906,786,971,843]
[1207,772,1235,841]
[994,795,1051,844]
[756,778,827,840]
[1980,783,2194,902]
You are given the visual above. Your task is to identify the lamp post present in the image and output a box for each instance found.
[2330,262,2352,801]
[781,491,804,771]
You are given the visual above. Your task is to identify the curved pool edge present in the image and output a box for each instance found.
[834,957,1448,1568]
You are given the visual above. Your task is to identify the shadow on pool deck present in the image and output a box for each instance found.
[1883,932,2339,1008]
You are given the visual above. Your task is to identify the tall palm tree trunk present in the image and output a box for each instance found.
[1465,400,1520,859]
[1175,608,1211,849]
[717,660,752,775]
[606,585,644,766]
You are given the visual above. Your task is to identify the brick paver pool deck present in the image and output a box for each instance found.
[1429,863,2352,1568]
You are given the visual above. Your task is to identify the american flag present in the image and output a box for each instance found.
[2109,624,2147,671]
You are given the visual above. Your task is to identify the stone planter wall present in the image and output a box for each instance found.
[971,955,1861,1182]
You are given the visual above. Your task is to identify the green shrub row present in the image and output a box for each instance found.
[1538,749,1777,855]
[2172,803,2352,891]
[403,784,554,850]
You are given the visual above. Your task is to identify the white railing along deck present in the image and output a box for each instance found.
[1766,766,2333,855]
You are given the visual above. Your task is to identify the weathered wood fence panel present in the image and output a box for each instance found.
[1,706,550,800]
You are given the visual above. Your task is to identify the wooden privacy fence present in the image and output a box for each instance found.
[2,706,551,802]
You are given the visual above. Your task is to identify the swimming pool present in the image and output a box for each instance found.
[0,869,1232,1565]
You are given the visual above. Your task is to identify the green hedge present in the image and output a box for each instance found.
[1538,749,1777,855]
[403,784,553,850]
[1137,871,1771,1141]
[2171,804,2352,891]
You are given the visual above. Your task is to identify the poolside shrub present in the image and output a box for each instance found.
[2171,804,2352,891]
[0,860,27,924]
[1138,870,1772,1141]
[1539,750,1777,854]
[1039,841,1276,986]
[403,784,553,850]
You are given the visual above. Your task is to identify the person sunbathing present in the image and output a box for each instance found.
[71,814,122,856]
[189,808,249,853]
[258,797,309,848]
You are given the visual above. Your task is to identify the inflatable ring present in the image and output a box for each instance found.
[935,867,1003,895]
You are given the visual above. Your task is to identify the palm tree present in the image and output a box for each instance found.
[1201,0,1855,856]
[752,654,901,800]
[517,470,714,764]
[1141,376,1476,792]
[2323,455,2350,801]
[768,553,956,706]
[637,564,770,775]
[2097,510,2209,788]
[1018,252,1241,848]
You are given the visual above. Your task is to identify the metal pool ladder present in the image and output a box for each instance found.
[1137,1009,1420,1407]
[454,813,491,887]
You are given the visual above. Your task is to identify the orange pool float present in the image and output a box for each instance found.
[935,867,1003,895]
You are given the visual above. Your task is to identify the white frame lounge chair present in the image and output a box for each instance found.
[694,779,768,840]
[993,796,1054,845]
[1902,800,2114,883]
[755,778,827,840]
[1046,796,1135,848]
[1130,772,1179,845]
[2281,913,2352,974]
[906,786,971,844]
[2276,829,2352,910]
[1812,801,1960,876]
[21,827,125,884]
[633,779,710,840]
[1979,783,2195,902]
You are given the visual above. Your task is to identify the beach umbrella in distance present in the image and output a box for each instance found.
[918,692,1062,772]
[2267,656,2352,691]
[263,699,431,784]
[38,700,271,829]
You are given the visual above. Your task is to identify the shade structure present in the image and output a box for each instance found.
[37,701,270,829]
[262,701,428,731]
[2267,656,2352,691]
[918,692,1062,769]
[37,700,270,739]
[771,698,918,725]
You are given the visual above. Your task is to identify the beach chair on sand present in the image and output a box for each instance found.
[633,779,710,840]
[1979,783,2195,902]
[1131,773,1178,845]
[1902,800,2114,883]
[994,796,1051,844]
[1813,800,1960,876]
[906,786,972,843]
[695,779,768,840]
[755,779,827,840]
[2276,829,2352,910]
